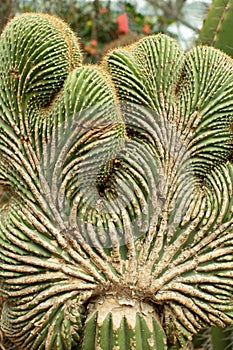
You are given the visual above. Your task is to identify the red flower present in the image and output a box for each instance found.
[116,12,128,34]
[99,7,108,14]
[142,23,151,35]
[90,39,98,46]
[84,39,98,55]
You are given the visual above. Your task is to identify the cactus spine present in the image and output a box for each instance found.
[0,12,233,350]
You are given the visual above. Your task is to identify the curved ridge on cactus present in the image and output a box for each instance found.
[0,12,232,350]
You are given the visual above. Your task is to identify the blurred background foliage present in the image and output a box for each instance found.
[0,0,211,62]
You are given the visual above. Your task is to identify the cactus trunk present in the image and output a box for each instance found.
[82,296,167,350]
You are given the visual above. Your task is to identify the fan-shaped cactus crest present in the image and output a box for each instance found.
[0,12,232,350]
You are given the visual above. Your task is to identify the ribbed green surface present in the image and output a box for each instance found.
[197,0,233,58]
[105,34,233,347]
[105,34,233,176]
[0,13,125,350]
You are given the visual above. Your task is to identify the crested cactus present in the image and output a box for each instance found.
[197,0,233,58]
[0,12,233,350]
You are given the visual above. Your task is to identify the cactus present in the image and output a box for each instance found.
[197,0,233,58]
[103,34,233,349]
[0,12,233,350]
[0,13,126,350]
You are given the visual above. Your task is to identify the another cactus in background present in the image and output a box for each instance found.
[197,0,233,58]
[0,12,233,350]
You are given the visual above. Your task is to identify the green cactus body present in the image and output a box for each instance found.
[0,13,233,350]
[82,297,167,350]
[104,35,233,347]
[197,0,233,58]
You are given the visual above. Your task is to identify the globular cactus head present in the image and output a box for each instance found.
[0,12,233,350]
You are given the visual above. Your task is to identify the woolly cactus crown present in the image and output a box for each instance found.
[0,12,233,350]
